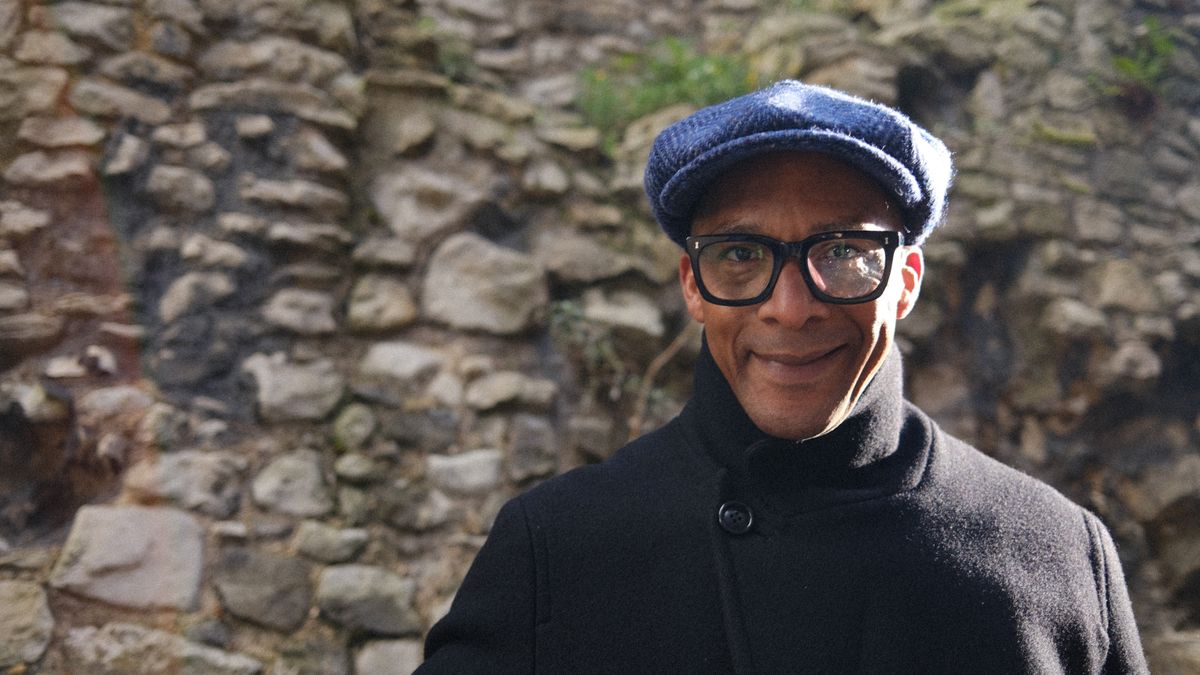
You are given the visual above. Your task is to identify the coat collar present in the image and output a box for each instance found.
[679,333,922,515]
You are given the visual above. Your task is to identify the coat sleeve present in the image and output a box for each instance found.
[416,496,538,674]
[1083,510,1149,675]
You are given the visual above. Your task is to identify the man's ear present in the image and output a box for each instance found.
[679,254,706,324]
[895,247,923,320]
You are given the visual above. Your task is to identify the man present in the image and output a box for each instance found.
[418,81,1148,673]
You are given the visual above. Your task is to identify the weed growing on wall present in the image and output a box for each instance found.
[577,38,762,154]
[1105,16,1178,118]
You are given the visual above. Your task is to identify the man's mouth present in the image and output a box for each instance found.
[749,345,844,383]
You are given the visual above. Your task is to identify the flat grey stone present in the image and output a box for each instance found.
[354,640,423,675]
[347,274,417,332]
[0,581,53,668]
[189,79,355,129]
[214,548,313,632]
[14,30,92,64]
[0,66,68,121]
[357,341,444,383]
[0,201,50,240]
[332,403,376,451]
[152,122,207,148]
[283,127,348,173]
[4,150,91,185]
[427,449,502,496]
[239,173,347,216]
[123,450,247,518]
[0,313,62,355]
[464,371,557,411]
[69,78,171,124]
[49,505,204,611]
[0,281,27,311]
[49,2,132,50]
[104,134,149,175]
[241,352,344,422]
[180,234,249,268]
[144,165,216,212]
[509,414,557,481]
[581,288,665,338]
[17,115,105,147]
[294,520,369,563]
[351,237,416,269]
[159,271,234,322]
[63,622,262,675]
[99,52,195,87]
[370,165,492,243]
[316,565,420,635]
[199,37,348,85]
[422,233,547,335]
[263,288,337,334]
[251,449,334,517]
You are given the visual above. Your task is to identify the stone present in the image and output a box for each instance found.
[534,230,644,283]
[251,449,334,517]
[0,581,53,668]
[17,115,105,147]
[270,641,350,675]
[159,271,235,321]
[49,2,133,50]
[370,164,492,243]
[99,52,195,88]
[282,127,348,174]
[568,414,618,460]
[44,354,86,378]
[104,134,149,175]
[144,165,216,212]
[196,0,355,49]
[522,158,570,196]
[334,452,379,483]
[536,125,601,152]
[152,122,207,148]
[423,233,547,335]
[189,79,356,129]
[509,413,557,481]
[214,548,314,632]
[294,520,369,563]
[0,0,18,51]
[0,249,21,276]
[347,274,417,332]
[149,20,193,57]
[0,201,50,240]
[427,449,503,496]
[1121,454,1200,524]
[236,114,274,138]
[1073,199,1124,244]
[267,221,353,250]
[15,30,92,64]
[352,237,416,268]
[0,313,62,355]
[4,150,91,185]
[441,108,512,153]
[1179,182,1200,221]
[354,640,423,675]
[383,484,456,531]
[199,37,348,85]
[338,486,373,527]
[332,403,376,451]
[69,78,171,124]
[239,173,348,215]
[63,623,262,675]
[1040,298,1107,338]
[581,288,665,338]
[181,234,250,268]
[0,66,68,121]
[390,111,436,155]
[357,341,445,383]
[124,450,247,518]
[316,565,421,635]
[189,141,232,171]
[1089,259,1162,313]
[1147,631,1200,675]
[49,505,204,611]
[241,352,345,422]
[1095,341,1162,389]
[464,371,557,411]
[0,281,27,310]
[263,288,338,334]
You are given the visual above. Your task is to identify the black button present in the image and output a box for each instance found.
[717,502,753,535]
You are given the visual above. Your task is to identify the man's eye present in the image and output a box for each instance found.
[718,245,763,262]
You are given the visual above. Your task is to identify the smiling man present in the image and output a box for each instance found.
[418,81,1148,674]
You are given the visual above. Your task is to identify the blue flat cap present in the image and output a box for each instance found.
[644,80,953,247]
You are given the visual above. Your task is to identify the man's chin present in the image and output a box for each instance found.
[746,405,843,442]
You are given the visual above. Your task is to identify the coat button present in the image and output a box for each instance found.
[717,502,753,535]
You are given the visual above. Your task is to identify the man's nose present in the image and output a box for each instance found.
[756,257,831,327]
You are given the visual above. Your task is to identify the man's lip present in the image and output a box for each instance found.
[749,345,844,381]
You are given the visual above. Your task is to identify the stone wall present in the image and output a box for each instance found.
[0,0,1198,671]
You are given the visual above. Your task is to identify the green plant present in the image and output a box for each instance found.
[416,16,475,82]
[549,300,635,404]
[1105,17,1178,118]
[576,38,762,154]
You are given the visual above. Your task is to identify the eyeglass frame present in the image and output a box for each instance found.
[684,230,908,307]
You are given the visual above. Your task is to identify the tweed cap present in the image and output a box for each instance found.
[644,80,954,247]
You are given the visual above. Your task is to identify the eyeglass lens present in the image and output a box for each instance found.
[695,237,889,302]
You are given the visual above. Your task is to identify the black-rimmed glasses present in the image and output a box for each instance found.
[685,230,906,306]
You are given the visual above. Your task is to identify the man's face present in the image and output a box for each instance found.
[679,151,924,440]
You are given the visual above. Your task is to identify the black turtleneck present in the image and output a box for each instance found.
[680,336,929,520]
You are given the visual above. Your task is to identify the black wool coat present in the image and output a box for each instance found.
[418,346,1148,674]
